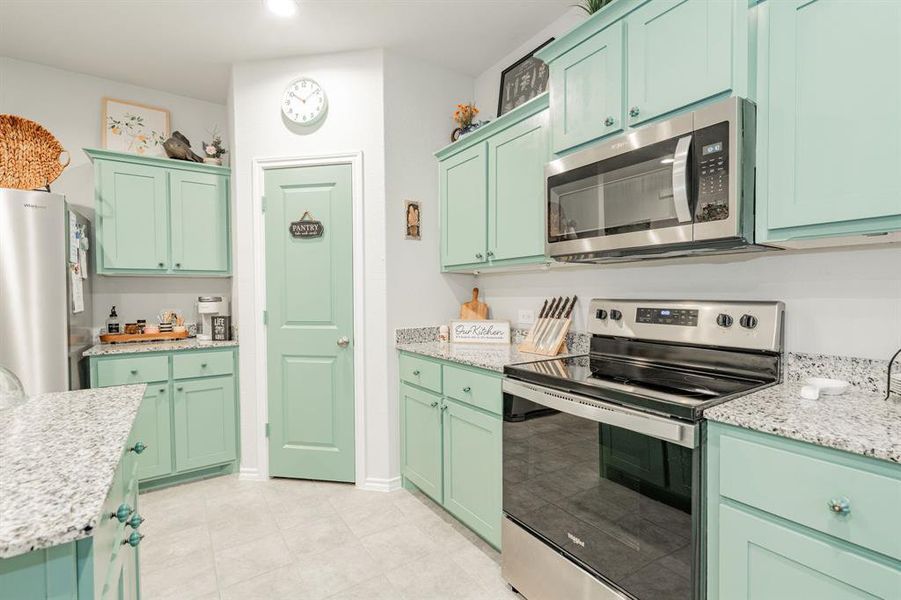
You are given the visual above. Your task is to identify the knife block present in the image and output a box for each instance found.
[518,318,571,356]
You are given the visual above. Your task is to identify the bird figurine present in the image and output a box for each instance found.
[163,131,204,162]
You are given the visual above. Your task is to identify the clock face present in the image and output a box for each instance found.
[282,78,327,125]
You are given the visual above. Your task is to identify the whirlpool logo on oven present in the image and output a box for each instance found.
[567,532,586,547]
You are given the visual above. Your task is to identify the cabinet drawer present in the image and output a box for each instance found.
[95,355,168,387]
[442,365,501,415]
[172,350,234,380]
[399,354,442,393]
[719,433,901,560]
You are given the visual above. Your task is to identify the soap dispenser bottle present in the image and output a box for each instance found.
[106,306,120,334]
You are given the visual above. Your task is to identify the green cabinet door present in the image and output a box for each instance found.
[441,143,487,268]
[400,383,443,503]
[488,109,549,261]
[97,160,169,272]
[760,0,901,240]
[716,503,900,599]
[0,544,78,600]
[173,375,236,472]
[170,170,229,273]
[442,398,502,549]
[626,0,733,126]
[130,384,173,481]
[550,21,623,153]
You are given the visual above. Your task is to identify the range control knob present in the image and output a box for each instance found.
[739,314,759,329]
[595,308,608,320]
[716,313,734,328]
[609,309,623,321]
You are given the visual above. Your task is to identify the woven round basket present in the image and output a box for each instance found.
[0,115,70,190]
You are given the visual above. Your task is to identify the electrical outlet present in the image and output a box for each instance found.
[518,309,536,326]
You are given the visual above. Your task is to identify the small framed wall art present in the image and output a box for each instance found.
[497,39,554,117]
[405,200,421,240]
[102,97,170,156]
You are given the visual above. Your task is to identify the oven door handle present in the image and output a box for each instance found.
[503,379,697,448]
[672,135,693,224]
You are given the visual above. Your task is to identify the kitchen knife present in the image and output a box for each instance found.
[532,296,561,349]
[537,296,570,351]
[528,298,550,344]
[544,296,578,354]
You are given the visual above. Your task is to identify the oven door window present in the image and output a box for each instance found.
[548,135,693,243]
[503,405,695,599]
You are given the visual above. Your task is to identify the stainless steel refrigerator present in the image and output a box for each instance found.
[0,188,93,395]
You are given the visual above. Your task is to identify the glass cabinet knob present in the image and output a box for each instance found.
[113,503,133,523]
[122,532,144,548]
[827,497,851,515]
[129,441,147,455]
[127,513,144,529]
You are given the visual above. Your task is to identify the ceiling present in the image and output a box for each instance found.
[0,0,573,104]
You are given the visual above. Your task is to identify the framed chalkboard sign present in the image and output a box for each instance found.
[290,211,324,239]
[497,38,554,117]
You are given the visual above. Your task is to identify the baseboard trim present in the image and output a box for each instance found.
[357,476,402,492]
[238,466,266,481]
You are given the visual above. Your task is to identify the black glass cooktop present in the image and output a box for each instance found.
[504,354,770,420]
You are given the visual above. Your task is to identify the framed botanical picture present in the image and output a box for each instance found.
[497,38,554,117]
[405,200,421,240]
[102,97,170,156]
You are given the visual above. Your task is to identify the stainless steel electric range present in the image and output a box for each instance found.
[501,299,784,600]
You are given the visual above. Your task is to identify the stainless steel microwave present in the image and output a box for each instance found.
[546,97,762,262]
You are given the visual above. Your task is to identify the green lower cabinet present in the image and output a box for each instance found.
[130,384,173,480]
[173,375,237,472]
[717,503,899,599]
[400,383,443,502]
[707,422,901,599]
[0,545,78,600]
[442,398,502,548]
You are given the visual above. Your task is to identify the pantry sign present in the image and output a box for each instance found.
[290,211,324,239]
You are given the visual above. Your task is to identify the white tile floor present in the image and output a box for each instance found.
[138,475,519,600]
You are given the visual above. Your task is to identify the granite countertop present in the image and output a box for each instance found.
[0,385,146,558]
[396,340,568,373]
[705,382,901,464]
[84,338,239,357]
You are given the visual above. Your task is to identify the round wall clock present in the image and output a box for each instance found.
[281,77,327,125]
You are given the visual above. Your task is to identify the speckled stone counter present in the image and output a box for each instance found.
[0,385,146,558]
[84,338,239,357]
[705,382,901,464]
[396,340,566,373]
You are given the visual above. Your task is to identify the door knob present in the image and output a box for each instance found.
[337,336,350,348]
[604,116,615,126]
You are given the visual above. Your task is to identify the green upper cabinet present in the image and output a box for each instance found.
[441,142,488,268]
[625,0,734,127]
[550,21,623,153]
[488,109,549,261]
[756,0,901,244]
[170,170,230,274]
[96,159,169,272]
[173,375,237,472]
[438,95,550,272]
[86,148,231,276]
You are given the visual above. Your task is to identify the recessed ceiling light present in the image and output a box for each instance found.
[264,0,298,17]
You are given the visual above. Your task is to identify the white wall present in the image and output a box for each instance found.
[230,49,389,484]
[0,57,230,330]
[475,246,901,360]
[383,50,475,480]
[473,8,585,120]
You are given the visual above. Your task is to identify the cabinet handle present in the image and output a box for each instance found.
[827,497,851,515]
[130,369,138,375]
[604,116,615,127]
[462,386,471,393]
[159,388,166,393]
[127,513,144,529]
[175,262,182,269]
[158,262,164,268]
[177,386,184,392]
[122,532,144,548]
[487,251,494,258]
[441,404,449,411]
[475,253,484,260]
[129,442,147,455]
[430,401,439,408]
[629,106,640,118]
[112,503,133,523]
[412,370,421,376]
[201,362,208,368]
[337,336,350,348]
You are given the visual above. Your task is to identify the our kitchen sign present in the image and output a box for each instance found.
[450,320,511,344]
[289,211,324,239]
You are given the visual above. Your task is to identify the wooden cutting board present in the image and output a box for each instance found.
[460,287,489,320]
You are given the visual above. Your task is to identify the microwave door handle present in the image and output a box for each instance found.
[672,135,693,223]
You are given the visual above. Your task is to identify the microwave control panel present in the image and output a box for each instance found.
[695,121,730,223]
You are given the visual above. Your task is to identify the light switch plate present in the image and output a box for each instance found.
[518,309,536,326]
